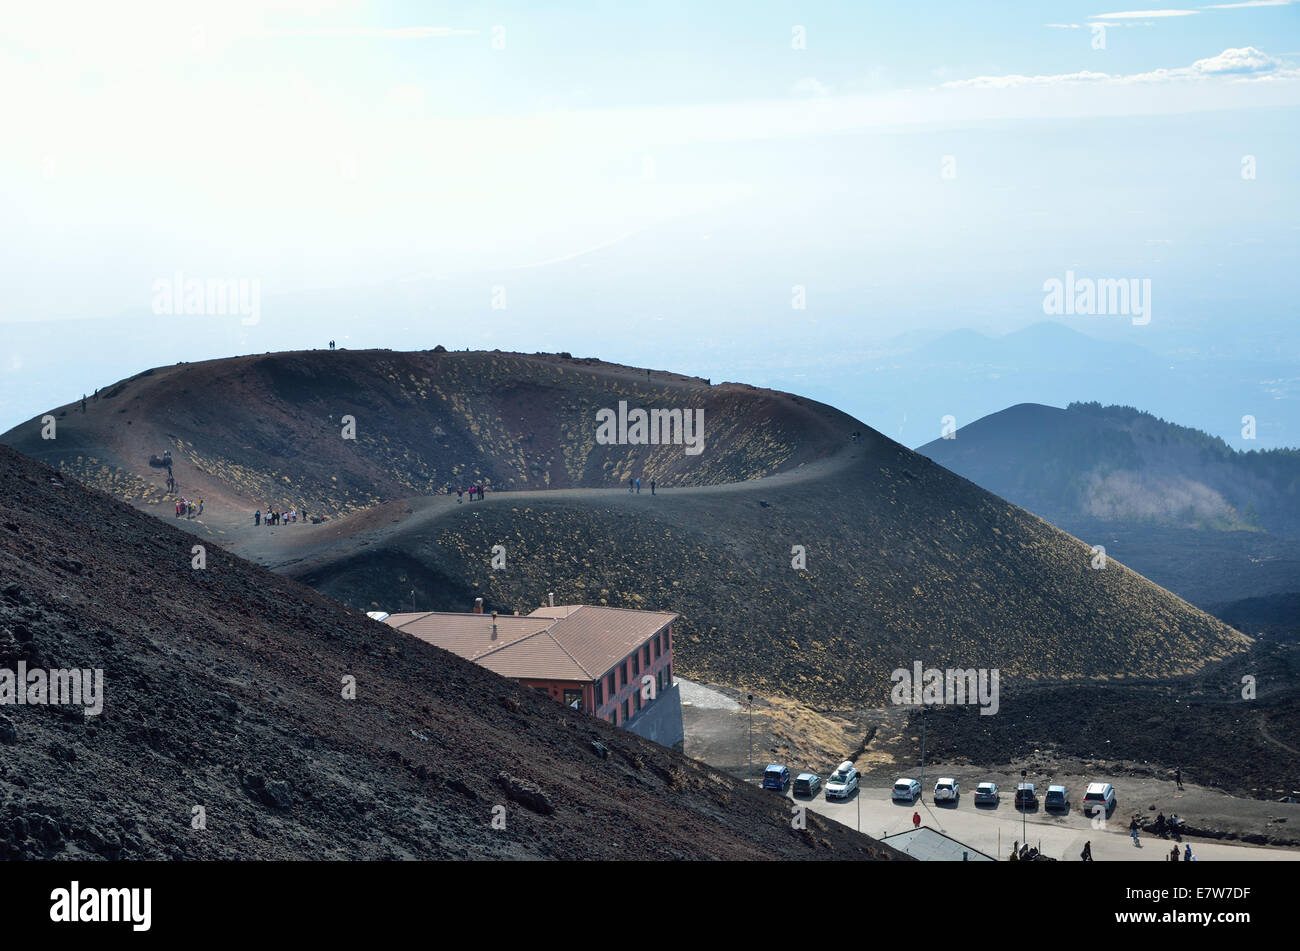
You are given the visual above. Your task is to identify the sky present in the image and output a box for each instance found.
[2,1,1298,447]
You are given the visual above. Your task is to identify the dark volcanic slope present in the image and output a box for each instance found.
[2,351,1252,709]
[284,452,1250,706]
[0,445,902,861]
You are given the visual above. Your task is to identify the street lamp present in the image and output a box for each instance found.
[747,693,754,783]
[1021,768,1028,853]
[919,707,927,804]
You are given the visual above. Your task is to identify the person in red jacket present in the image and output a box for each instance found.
[912,811,921,829]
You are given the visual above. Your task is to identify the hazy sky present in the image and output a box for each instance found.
[2,1,1298,446]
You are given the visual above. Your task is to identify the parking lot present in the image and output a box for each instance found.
[785,779,1300,861]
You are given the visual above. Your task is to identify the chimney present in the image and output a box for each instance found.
[491,611,498,640]
[548,591,554,607]
[472,597,484,614]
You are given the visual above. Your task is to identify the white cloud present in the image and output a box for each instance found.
[792,77,833,97]
[267,27,479,39]
[945,46,1299,87]
[1090,9,1198,17]
[1202,0,1293,7]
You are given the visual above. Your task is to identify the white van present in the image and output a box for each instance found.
[1082,782,1116,817]
[825,761,860,800]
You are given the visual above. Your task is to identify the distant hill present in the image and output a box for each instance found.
[918,402,1300,606]
[0,444,902,860]
[0,350,1251,709]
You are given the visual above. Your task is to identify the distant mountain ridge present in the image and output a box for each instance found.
[921,401,1300,537]
[918,402,1300,609]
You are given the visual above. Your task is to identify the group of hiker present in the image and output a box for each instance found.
[456,485,486,503]
[174,497,202,519]
[628,477,655,495]
[255,507,305,526]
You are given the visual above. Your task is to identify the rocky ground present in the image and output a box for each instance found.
[0,445,904,861]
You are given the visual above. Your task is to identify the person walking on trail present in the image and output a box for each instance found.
[1081,841,1093,862]
[1184,843,1195,862]
[650,480,655,495]
[1176,767,1183,791]
[1130,817,1141,846]
[1170,846,1180,862]
[635,478,641,494]
[628,477,634,494]
[198,499,203,515]
[255,510,261,526]
[457,488,463,504]
[912,810,920,829]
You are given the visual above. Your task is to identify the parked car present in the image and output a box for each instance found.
[1045,785,1070,811]
[1014,783,1037,808]
[793,772,822,797]
[933,778,960,802]
[762,764,791,791]
[1082,782,1116,817]
[973,781,999,805]
[825,761,860,800]
[892,777,921,802]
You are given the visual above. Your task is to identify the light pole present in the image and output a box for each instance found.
[1021,767,1028,852]
[747,693,754,783]
[919,708,927,804]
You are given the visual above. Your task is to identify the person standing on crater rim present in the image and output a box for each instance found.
[650,480,655,496]
[628,477,634,494]
[1176,766,1183,791]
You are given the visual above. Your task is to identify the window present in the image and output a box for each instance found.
[609,712,616,725]
[643,644,651,666]
[654,638,661,660]
[632,653,640,677]
[607,671,616,696]
[594,680,604,706]
[622,699,630,721]
[633,691,641,713]
[618,664,626,688]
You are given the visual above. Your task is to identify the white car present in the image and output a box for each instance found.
[825,761,860,800]
[892,778,921,802]
[1082,782,1116,817]
[933,778,959,802]
[973,782,1000,805]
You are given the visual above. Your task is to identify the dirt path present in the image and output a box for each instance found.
[213,438,868,572]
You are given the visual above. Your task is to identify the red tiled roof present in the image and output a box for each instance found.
[385,605,676,682]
